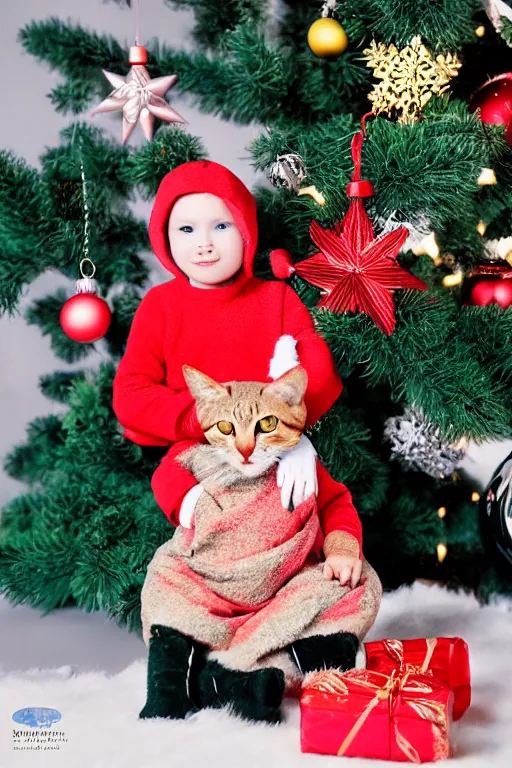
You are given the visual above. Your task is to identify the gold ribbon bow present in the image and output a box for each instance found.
[381,637,437,675]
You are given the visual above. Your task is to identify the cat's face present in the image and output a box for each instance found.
[183,366,308,478]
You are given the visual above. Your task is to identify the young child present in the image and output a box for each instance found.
[113,160,345,526]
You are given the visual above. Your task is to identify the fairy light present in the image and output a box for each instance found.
[412,232,442,265]
[437,543,448,563]
[442,270,463,288]
[477,168,497,186]
[297,186,326,206]
[471,492,480,502]
[477,221,487,237]
[437,507,447,519]
[475,25,486,38]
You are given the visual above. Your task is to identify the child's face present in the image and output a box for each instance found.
[168,193,244,288]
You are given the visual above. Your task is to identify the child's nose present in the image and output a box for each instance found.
[197,231,214,252]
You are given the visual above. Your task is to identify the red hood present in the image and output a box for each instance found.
[148,160,258,281]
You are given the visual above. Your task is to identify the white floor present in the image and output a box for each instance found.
[1,582,511,768]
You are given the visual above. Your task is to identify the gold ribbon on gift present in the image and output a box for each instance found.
[381,637,437,674]
[305,639,449,763]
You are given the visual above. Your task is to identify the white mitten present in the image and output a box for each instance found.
[276,434,318,510]
[179,484,204,529]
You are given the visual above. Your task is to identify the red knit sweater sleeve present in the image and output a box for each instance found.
[317,460,363,557]
[112,287,204,445]
[281,285,343,427]
[151,440,199,525]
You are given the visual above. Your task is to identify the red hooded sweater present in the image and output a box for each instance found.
[112,161,361,550]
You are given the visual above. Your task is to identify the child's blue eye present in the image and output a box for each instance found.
[216,222,231,231]
[179,225,193,233]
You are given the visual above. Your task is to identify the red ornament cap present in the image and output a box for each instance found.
[346,132,374,198]
[346,180,374,198]
[128,45,149,65]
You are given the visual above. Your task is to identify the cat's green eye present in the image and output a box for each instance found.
[258,415,278,433]
[217,420,234,435]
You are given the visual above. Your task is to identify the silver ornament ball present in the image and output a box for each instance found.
[383,407,466,479]
[267,153,307,192]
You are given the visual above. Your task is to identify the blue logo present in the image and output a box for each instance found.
[12,708,62,728]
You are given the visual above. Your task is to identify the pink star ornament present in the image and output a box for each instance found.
[91,46,186,145]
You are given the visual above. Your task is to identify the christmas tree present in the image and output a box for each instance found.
[2,0,512,635]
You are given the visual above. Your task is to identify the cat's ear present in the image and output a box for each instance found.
[264,365,308,406]
[183,366,227,402]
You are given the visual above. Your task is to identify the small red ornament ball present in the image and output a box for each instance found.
[270,248,295,279]
[470,73,512,143]
[463,262,512,308]
[60,293,112,343]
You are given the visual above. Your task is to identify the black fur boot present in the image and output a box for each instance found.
[287,632,360,674]
[197,659,285,724]
[139,625,206,720]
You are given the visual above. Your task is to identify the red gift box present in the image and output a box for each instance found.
[365,637,470,721]
[300,667,453,762]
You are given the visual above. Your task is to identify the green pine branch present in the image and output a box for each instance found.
[39,371,88,404]
[0,363,171,626]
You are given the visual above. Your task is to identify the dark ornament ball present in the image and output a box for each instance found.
[480,450,512,576]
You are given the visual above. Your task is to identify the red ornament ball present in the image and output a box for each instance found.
[270,248,295,279]
[60,293,112,343]
[470,73,512,141]
[463,261,512,308]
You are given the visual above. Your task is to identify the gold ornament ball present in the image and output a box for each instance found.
[307,18,348,59]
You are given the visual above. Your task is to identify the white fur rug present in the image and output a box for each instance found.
[1,582,511,768]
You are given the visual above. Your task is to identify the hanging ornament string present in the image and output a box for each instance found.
[134,0,140,46]
[80,154,90,262]
[347,111,375,197]
[76,149,97,294]
[59,136,112,344]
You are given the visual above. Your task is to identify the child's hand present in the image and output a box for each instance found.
[277,434,318,510]
[323,553,362,589]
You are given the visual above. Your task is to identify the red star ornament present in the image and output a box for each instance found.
[295,198,427,335]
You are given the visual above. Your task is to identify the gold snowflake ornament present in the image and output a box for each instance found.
[363,36,461,123]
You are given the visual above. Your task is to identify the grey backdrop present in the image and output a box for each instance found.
[1,0,511,512]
